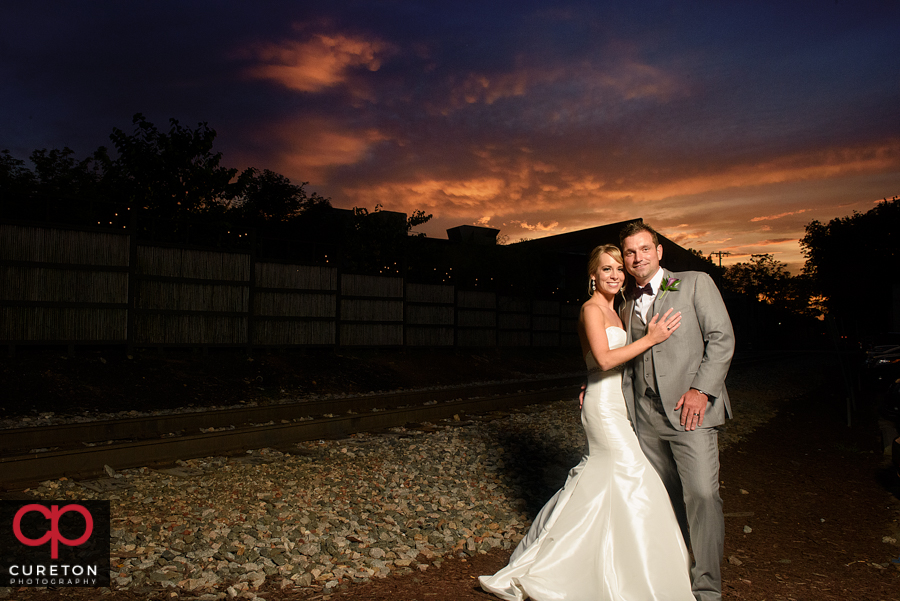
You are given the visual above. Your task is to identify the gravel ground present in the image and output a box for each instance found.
[1,357,829,600]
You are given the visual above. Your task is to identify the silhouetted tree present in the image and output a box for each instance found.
[687,248,715,265]
[28,147,103,199]
[0,148,114,222]
[1,115,435,264]
[233,168,330,227]
[102,113,239,220]
[340,204,433,274]
[723,254,788,303]
[406,209,432,236]
[723,253,813,315]
[0,150,36,200]
[801,196,899,332]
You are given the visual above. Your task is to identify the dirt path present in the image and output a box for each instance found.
[717,383,900,600]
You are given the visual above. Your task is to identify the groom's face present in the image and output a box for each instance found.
[622,231,662,285]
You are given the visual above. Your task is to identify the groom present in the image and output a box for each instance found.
[619,222,735,601]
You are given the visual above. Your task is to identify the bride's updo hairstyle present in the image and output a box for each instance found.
[586,244,624,297]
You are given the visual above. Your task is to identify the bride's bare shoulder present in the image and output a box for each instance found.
[580,300,603,319]
[581,297,602,311]
[582,300,616,332]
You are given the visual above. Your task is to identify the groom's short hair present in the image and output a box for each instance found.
[619,221,660,248]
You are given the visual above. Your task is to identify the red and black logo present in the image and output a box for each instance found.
[1,500,110,587]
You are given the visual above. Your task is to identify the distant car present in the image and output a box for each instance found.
[861,332,900,349]
[862,340,900,391]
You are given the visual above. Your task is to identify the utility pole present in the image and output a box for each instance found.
[709,251,731,267]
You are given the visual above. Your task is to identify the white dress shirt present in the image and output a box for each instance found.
[634,268,665,324]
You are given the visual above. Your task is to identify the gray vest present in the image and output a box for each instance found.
[630,307,658,397]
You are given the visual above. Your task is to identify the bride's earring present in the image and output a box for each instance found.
[590,279,596,292]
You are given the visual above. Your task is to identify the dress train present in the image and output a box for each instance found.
[478,327,694,601]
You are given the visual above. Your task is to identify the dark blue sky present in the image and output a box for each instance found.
[2,1,898,268]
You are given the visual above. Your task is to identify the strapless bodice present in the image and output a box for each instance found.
[585,326,626,375]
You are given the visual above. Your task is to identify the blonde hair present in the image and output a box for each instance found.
[587,244,623,296]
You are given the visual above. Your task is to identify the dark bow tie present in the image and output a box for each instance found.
[632,283,654,300]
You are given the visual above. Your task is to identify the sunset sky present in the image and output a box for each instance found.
[2,1,898,272]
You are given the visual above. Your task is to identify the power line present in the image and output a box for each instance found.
[709,251,731,267]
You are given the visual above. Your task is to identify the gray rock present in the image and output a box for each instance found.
[298,543,320,556]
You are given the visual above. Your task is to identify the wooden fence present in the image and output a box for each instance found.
[1,223,579,350]
[1,224,129,345]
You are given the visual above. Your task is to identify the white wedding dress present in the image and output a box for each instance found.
[479,327,694,601]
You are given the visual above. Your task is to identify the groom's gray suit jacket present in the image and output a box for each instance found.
[621,269,735,430]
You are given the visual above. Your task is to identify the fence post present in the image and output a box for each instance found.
[530,295,535,348]
[401,254,408,348]
[126,211,138,357]
[247,229,257,357]
[453,286,459,348]
[334,261,342,351]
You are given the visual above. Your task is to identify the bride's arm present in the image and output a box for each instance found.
[582,304,682,371]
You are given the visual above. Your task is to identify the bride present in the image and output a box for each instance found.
[479,244,695,601]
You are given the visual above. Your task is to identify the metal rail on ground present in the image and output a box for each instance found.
[0,382,581,489]
[0,352,797,489]
[0,376,584,453]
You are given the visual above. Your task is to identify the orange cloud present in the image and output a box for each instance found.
[436,54,685,115]
[247,33,391,93]
[343,177,505,215]
[455,70,535,106]
[410,178,507,203]
[667,230,708,244]
[625,140,900,201]
[720,239,797,255]
[512,220,561,232]
[273,119,895,275]
[750,209,810,222]
[252,118,388,182]
[601,59,684,101]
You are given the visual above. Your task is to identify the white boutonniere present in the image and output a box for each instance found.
[658,276,681,300]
